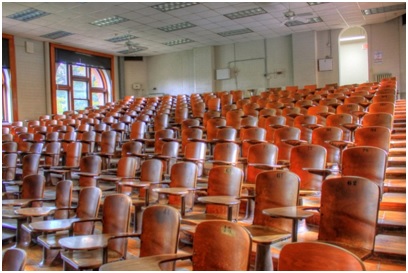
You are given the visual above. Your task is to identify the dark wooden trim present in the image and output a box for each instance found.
[3,33,18,121]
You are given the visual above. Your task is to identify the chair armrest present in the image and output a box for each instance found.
[70,218,102,235]
[206,160,237,165]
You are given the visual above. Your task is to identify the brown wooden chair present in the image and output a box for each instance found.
[100,220,252,271]
[2,248,27,271]
[316,176,380,260]
[93,131,116,169]
[289,144,327,192]
[243,170,299,270]
[278,241,365,271]
[2,153,18,193]
[293,114,318,143]
[326,113,354,141]
[239,126,266,158]
[273,126,301,164]
[179,141,207,177]
[354,126,391,153]
[368,101,395,115]
[41,141,61,168]
[362,112,393,131]
[341,146,387,196]
[244,143,280,184]
[60,193,133,270]
[36,187,102,266]
[152,140,180,176]
[72,155,103,188]
[311,126,343,169]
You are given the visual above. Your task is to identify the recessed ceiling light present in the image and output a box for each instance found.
[106,34,138,43]
[224,8,267,20]
[163,38,195,46]
[361,4,406,15]
[158,22,196,32]
[285,17,323,27]
[151,2,200,12]
[41,31,73,40]
[7,8,50,22]
[90,16,129,27]
[217,28,253,37]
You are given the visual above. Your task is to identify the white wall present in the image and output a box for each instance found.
[124,58,147,98]
[316,29,341,87]
[292,31,317,87]
[14,37,47,121]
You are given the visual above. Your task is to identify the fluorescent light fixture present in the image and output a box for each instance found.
[90,16,129,27]
[339,35,366,42]
[158,22,196,32]
[285,17,323,27]
[117,48,146,54]
[163,38,195,46]
[7,8,50,22]
[307,2,327,6]
[106,34,138,43]
[151,2,200,12]
[224,8,267,20]
[361,4,405,15]
[217,28,253,37]
[41,31,73,40]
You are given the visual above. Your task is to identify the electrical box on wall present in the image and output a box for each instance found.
[318,58,333,71]
[215,68,231,80]
[132,83,142,90]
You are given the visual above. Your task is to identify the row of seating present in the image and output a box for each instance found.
[2,77,403,271]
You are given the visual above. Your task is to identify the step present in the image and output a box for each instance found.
[385,167,406,179]
[380,192,406,212]
[390,141,406,148]
[387,157,406,167]
[388,147,406,156]
[393,122,406,128]
[390,134,406,141]
[377,210,406,231]
[384,179,406,193]
[392,128,406,134]
[374,234,406,260]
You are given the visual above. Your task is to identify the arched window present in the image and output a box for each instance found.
[51,44,114,114]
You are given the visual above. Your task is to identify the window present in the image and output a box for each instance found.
[51,44,114,114]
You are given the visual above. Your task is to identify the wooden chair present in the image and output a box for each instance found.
[243,170,299,270]
[362,112,393,131]
[326,113,354,141]
[73,155,103,188]
[36,187,102,266]
[2,153,18,193]
[278,241,365,271]
[293,114,318,143]
[100,220,252,271]
[273,126,301,164]
[341,146,387,196]
[354,126,391,153]
[60,193,133,270]
[368,101,395,115]
[2,248,27,271]
[244,143,279,184]
[93,131,116,169]
[311,126,343,168]
[240,126,266,158]
[179,141,207,177]
[41,141,62,168]
[289,144,327,191]
[152,141,180,176]
[316,176,380,260]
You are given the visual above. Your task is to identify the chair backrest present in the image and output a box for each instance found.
[318,176,380,259]
[2,141,18,153]
[2,153,18,181]
[192,221,252,271]
[206,117,226,140]
[181,127,203,150]
[64,142,82,167]
[100,131,116,154]
[246,143,278,184]
[22,153,41,179]
[368,102,395,114]
[73,187,102,235]
[278,242,365,271]
[311,126,343,165]
[207,166,243,220]
[54,180,73,219]
[274,126,301,162]
[168,162,197,210]
[213,142,240,163]
[354,126,391,153]
[78,155,102,187]
[102,194,132,258]
[154,129,174,154]
[43,141,61,166]
[2,248,27,271]
[254,170,299,232]
[336,103,362,115]
[341,146,387,195]
[140,205,180,270]
[215,126,237,141]
[362,113,393,130]
[289,144,327,191]
[21,174,45,207]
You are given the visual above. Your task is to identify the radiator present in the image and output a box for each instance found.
[375,73,392,82]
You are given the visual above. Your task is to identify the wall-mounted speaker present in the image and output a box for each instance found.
[25,41,34,53]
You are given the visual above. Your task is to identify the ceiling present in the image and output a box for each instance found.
[2,2,406,57]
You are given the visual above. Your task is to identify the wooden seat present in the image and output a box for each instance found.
[242,170,299,270]
[36,187,102,266]
[2,248,27,271]
[278,242,365,271]
[100,220,252,271]
[60,193,133,270]
[341,146,387,196]
[316,176,380,260]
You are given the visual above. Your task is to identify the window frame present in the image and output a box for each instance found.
[50,43,115,114]
[2,34,18,121]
